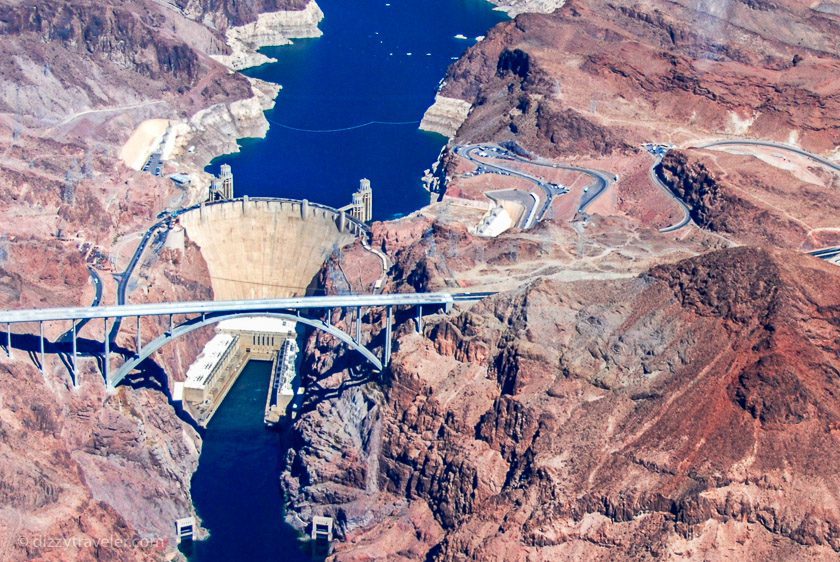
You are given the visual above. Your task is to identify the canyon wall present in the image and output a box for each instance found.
[211,0,325,70]
[276,0,840,559]
[283,247,840,560]
[0,0,320,558]
[419,95,473,138]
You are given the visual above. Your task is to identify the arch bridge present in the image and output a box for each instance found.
[0,292,490,390]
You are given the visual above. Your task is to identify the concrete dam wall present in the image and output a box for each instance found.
[178,198,361,300]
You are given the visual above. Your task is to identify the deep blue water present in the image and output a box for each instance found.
[191,2,506,559]
[182,361,316,561]
[208,0,507,220]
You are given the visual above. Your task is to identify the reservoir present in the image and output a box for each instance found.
[192,0,506,558]
[209,0,507,220]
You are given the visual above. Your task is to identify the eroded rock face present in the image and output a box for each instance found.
[0,0,313,558]
[175,0,310,28]
[0,361,200,561]
[284,248,840,560]
[0,3,201,83]
[441,0,840,156]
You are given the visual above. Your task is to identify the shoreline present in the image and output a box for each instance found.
[154,0,519,554]
[164,3,327,554]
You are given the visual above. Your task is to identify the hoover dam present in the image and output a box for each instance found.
[178,198,364,300]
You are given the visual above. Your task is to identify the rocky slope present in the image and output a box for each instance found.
[278,2,840,553]
[0,0,314,559]
[0,0,837,559]
[419,0,839,251]
[442,0,839,156]
[657,149,840,250]
[284,247,840,560]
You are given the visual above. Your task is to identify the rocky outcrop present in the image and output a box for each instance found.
[0,2,201,83]
[655,151,727,229]
[490,0,566,17]
[439,0,840,157]
[655,150,820,249]
[211,0,324,70]
[183,76,281,166]
[284,247,840,559]
[175,0,310,28]
[0,0,317,558]
[420,95,473,138]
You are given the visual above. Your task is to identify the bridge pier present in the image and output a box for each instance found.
[39,321,45,374]
[71,321,78,387]
[0,293,478,385]
[103,317,110,383]
[384,306,393,366]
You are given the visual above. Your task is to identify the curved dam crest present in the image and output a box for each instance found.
[178,198,360,300]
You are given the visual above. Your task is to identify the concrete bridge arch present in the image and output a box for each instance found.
[110,310,382,390]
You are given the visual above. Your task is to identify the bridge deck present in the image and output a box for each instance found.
[0,293,475,324]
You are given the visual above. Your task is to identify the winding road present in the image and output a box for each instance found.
[109,217,173,341]
[453,143,614,225]
[698,139,840,172]
[647,138,839,234]
[647,156,693,233]
[57,267,102,343]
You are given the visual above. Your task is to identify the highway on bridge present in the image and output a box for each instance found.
[0,291,494,387]
[0,292,487,325]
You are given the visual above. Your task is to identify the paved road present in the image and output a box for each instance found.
[648,158,693,233]
[454,144,615,223]
[143,152,163,176]
[51,101,166,129]
[105,197,371,343]
[478,144,613,213]
[698,139,840,172]
[57,267,103,342]
[654,139,840,233]
[108,218,172,341]
[0,291,491,324]
[454,145,567,223]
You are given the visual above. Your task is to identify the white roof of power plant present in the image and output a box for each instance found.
[217,317,296,334]
[184,333,235,389]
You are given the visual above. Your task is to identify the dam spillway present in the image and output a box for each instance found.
[178,198,361,300]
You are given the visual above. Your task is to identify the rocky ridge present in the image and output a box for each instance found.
[0,0,316,559]
[284,247,840,560]
[210,0,324,71]
[278,0,840,558]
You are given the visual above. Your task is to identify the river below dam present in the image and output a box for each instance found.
[190,0,506,558]
[181,361,316,561]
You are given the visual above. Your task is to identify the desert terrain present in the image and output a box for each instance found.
[0,0,837,560]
